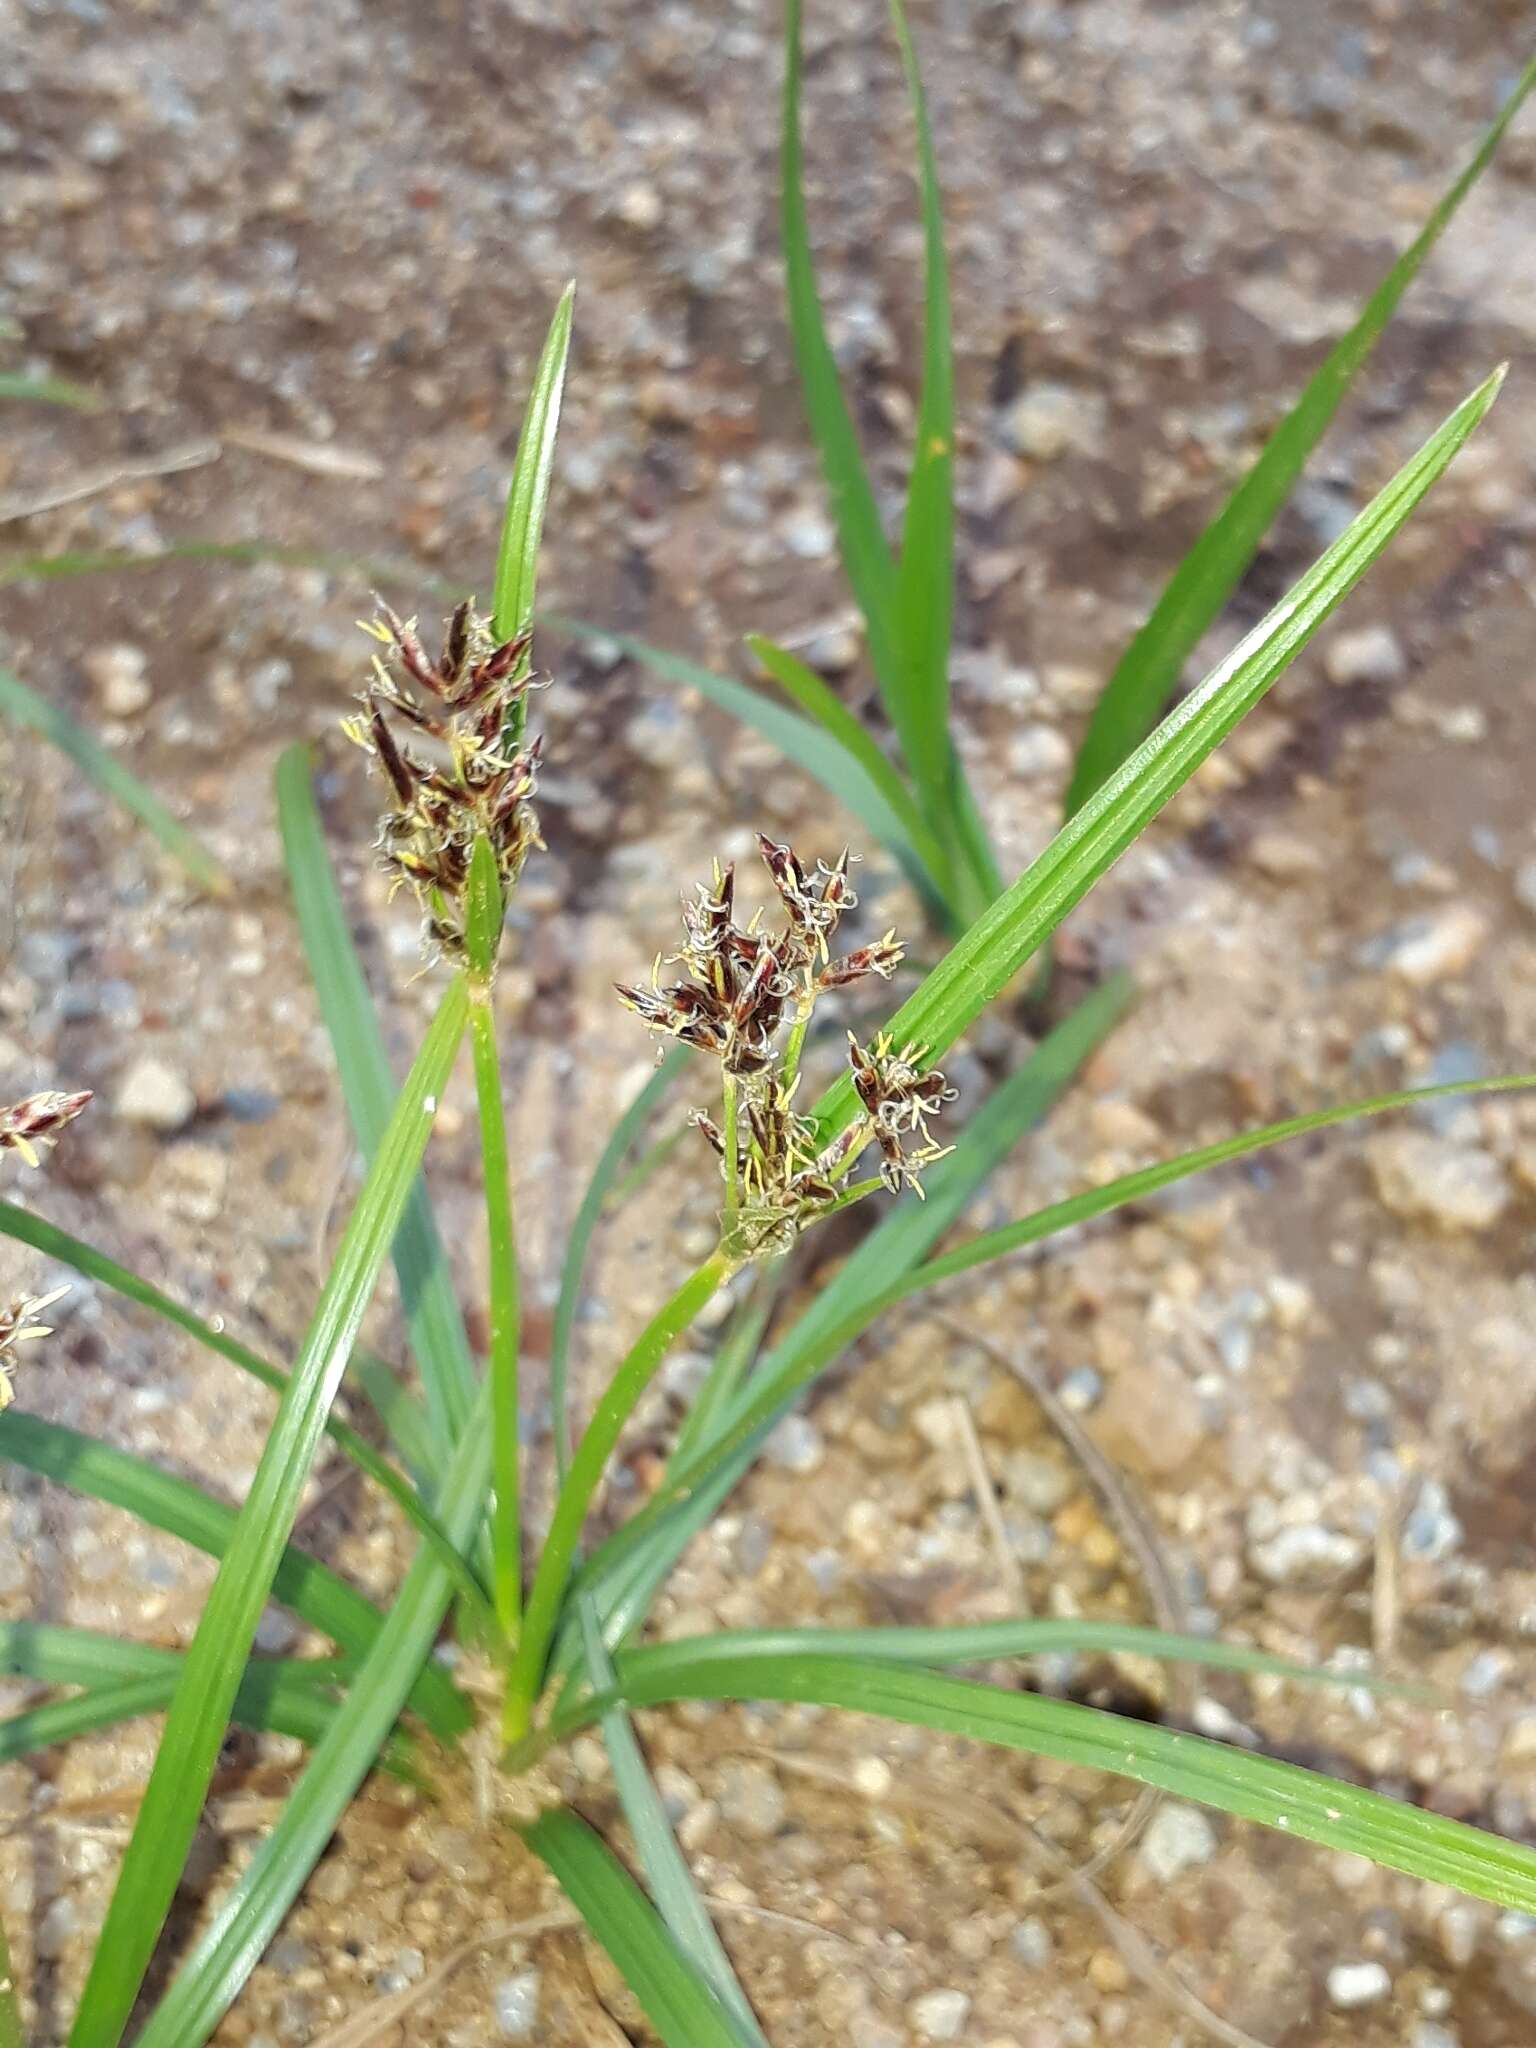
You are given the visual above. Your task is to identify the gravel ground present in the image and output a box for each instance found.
[4,0,1536,2042]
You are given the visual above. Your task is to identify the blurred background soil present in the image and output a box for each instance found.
[3,1,1536,2042]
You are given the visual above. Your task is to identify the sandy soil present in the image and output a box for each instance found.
[3,0,1536,2042]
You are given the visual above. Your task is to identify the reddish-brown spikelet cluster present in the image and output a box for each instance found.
[346,600,544,964]
[0,1090,92,1169]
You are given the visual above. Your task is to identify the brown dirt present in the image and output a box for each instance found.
[4,1,1536,2043]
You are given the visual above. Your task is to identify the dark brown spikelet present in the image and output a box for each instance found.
[0,1090,92,1169]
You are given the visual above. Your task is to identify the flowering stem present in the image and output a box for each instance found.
[503,1247,734,1744]
[0,1909,23,2048]
[470,986,523,1647]
[780,1008,810,1092]
[721,1073,741,1221]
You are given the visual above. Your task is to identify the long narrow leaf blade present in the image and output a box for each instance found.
[806,371,1503,1148]
[781,0,903,702]
[887,0,997,906]
[0,665,230,895]
[548,621,945,915]
[562,977,1129,1663]
[0,1410,463,1740]
[0,1204,489,1617]
[607,1651,1536,1912]
[579,1603,765,2045]
[68,982,468,2047]
[524,1808,748,2048]
[492,285,575,646]
[278,745,479,1452]
[747,633,950,893]
[1065,59,1536,814]
[131,1402,493,2048]
[552,1047,689,1477]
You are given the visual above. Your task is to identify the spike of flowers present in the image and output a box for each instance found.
[0,1090,92,1170]
[345,599,544,966]
[616,834,952,1254]
[0,1285,69,1407]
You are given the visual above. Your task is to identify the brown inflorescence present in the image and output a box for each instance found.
[617,834,954,1251]
[345,599,544,966]
[0,1090,92,1169]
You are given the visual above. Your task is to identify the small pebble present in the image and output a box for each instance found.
[765,1413,825,1474]
[1373,905,1488,986]
[1057,1366,1103,1413]
[82,642,152,715]
[1011,1917,1054,1967]
[493,1969,541,2038]
[1513,861,1536,916]
[116,1054,197,1131]
[1006,723,1072,778]
[1324,624,1405,689]
[909,1988,971,2041]
[1327,1960,1392,2008]
[998,382,1105,461]
[717,1760,785,1839]
[1139,1802,1218,1880]
[1367,1132,1510,1232]
[614,181,663,231]
[1250,1524,1365,1586]
[1412,2025,1458,2048]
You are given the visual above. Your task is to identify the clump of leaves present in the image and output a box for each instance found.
[0,273,1533,2048]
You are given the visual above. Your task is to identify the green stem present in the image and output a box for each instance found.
[503,1248,734,1742]
[470,988,523,1647]
[721,1074,741,1220]
[0,1908,24,2048]
[780,1008,810,1092]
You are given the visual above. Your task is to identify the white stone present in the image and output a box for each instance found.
[1327,1960,1392,2008]
[1139,1802,1218,1881]
[1250,1524,1365,1586]
[493,1969,540,2037]
[1379,905,1488,985]
[765,1413,825,1474]
[1006,722,1072,778]
[115,1055,196,1131]
[82,642,151,715]
[615,181,663,231]
[1367,1132,1510,1232]
[717,1759,785,1839]
[909,1988,972,2041]
[1324,624,1405,689]
[999,382,1106,461]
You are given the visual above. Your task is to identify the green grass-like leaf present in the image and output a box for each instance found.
[548,621,947,918]
[781,0,902,705]
[0,370,102,410]
[551,1047,689,1477]
[0,664,230,895]
[559,1619,1416,1719]
[132,1395,495,2048]
[67,981,469,2048]
[523,1807,749,2048]
[804,370,1502,1150]
[578,1602,766,2045]
[0,1410,464,1740]
[584,1066,1536,1627]
[492,285,575,649]
[562,975,1130,1664]
[747,633,951,900]
[1064,57,1536,815]
[599,1650,1536,1912]
[0,1202,493,1626]
[888,0,999,911]
[278,744,480,1455]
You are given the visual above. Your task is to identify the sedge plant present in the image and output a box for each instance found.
[597,3,1536,941]
[0,275,1535,2048]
